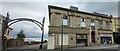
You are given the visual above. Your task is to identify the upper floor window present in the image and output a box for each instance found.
[91,20,95,26]
[91,20,95,30]
[81,18,86,28]
[99,20,103,29]
[106,21,110,30]
[62,16,68,27]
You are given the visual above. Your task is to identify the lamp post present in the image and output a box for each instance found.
[61,15,64,51]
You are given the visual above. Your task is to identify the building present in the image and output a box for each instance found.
[0,14,5,50]
[112,17,120,44]
[0,14,13,49]
[47,5,114,49]
[0,14,13,39]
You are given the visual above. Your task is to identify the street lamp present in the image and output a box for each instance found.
[61,15,64,51]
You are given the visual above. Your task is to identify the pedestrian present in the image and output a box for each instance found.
[109,40,112,45]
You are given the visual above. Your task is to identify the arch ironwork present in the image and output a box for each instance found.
[2,12,45,50]
[8,18,43,30]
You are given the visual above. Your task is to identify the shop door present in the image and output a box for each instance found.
[101,37,107,44]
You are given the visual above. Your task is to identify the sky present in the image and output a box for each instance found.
[1,2,119,41]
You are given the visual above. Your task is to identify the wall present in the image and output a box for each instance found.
[68,34,76,47]
[6,39,24,48]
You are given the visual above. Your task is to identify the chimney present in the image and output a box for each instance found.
[70,6,78,11]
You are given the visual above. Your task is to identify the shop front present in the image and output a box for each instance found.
[100,34,112,45]
[76,34,87,47]
[113,32,120,44]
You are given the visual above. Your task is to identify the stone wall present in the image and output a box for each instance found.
[6,39,24,48]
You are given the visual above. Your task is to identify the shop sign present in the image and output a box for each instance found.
[77,34,87,38]
[100,34,112,37]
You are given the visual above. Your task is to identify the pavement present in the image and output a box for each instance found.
[3,44,119,51]
[69,44,118,49]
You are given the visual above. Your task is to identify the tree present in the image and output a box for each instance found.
[17,30,25,39]
[117,28,120,32]
[43,40,47,43]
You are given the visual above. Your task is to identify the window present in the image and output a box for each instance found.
[91,20,95,26]
[99,20,103,29]
[81,18,86,28]
[91,20,95,30]
[59,34,68,45]
[62,16,68,27]
[7,30,10,35]
[106,21,110,29]
[76,34,87,39]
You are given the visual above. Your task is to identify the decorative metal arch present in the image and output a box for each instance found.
[2,12,45,50]
[8,18,43,30]
[7,18,45,49]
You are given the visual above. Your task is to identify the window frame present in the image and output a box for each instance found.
[61,15,68,27]
[81,18,86,28]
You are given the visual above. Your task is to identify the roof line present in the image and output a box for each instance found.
[48,5,111,18]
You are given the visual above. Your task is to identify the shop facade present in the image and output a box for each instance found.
[48,5,114,49]
[76,34,87,47]
[99,34,113,45]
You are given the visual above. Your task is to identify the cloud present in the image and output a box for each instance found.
[76,2,118,17]
[2,0,120,2]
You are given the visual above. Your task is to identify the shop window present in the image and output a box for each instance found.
[59,34,68,45]
[76,34,87,39]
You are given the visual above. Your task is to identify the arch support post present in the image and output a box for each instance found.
[2,12,10,51]
[39,17,45,49]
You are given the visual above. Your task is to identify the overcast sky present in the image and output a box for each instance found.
[1,2,118,41]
